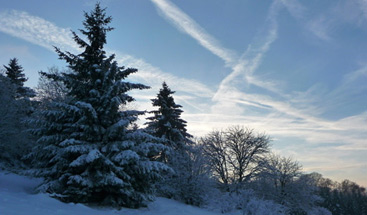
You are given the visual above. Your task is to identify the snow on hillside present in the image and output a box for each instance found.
[0,171,238,215]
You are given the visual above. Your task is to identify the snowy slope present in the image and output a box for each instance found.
[0,171,236,215]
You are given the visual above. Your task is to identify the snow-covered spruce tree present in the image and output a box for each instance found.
[146,82,213,206]
[29,4,167,208]
[146,82,192,156]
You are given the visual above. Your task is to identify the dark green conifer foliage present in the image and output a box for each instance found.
[146,82,192,152]
[30,3,167,208]
[4,58,27,86]
[3,58,32,98]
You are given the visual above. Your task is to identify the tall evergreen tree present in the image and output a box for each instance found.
[29,3,167,208]
[146,82,192,154]
[145,82,206,205]
[3,58,33,98]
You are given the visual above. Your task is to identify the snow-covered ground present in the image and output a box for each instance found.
[0,171,238,215]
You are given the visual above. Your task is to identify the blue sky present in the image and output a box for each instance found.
[0,0,366,186]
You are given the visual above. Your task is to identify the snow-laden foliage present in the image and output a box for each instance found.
[206,188,287,214]
[36,67,69,104]
[28,3,167,208]
[206,189,253,213]
[0,69,35,170]
[242,198,287,215]
[307,207,332,215]
[156,145,214,206]
[249,157,330,215]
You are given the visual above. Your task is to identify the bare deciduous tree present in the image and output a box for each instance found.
[36,66,69,103]
[201,130,230,185]
[202,126,271,186]
[225,126,270,183]
[262,154,302,200]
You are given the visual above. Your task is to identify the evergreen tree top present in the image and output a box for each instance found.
[53,3,148,101]
[152,81,182,110]
[3,58,27,87]
[55,3,114,68]
[80,3,113,52]
[146,82,192,149]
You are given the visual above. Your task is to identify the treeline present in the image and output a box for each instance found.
[0,4,366,215]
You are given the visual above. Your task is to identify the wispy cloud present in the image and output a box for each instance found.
[218,0,280,91]
[0,10,78,52]
[307,16,333,41]
[0,9,213,112]
[151,0,282,93]
[115,53,214,112]
[116,54,214,99]
[150,0,238,67]
[358,0,367,20]
[280,0,306,19]
[305,0,367,41]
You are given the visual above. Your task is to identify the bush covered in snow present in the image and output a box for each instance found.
[0,61,35,170]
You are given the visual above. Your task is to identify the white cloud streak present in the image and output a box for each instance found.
[304,0,367,41]
[280,0,306,19]
[0,10,78,52]
[307,17,333,41]
[116,54,214,99]
[150,0,237,67]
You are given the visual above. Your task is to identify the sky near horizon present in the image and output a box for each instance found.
[0,0,366,186]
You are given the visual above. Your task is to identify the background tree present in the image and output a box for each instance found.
[252,157,332,214]
[201,130,230,186]
[36,66,69,104]
[145,82,213,206]
[3,58,34,98]
[202,126,270,188]
[261,154,302,202]
[225,126,270,184]
[4,58,26,85]
[29,3,167,208]
[315,177,367,215]
[0,59,35,169]
[0,73,34,169]
[146,82,192,154]
[159,143,214,206]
